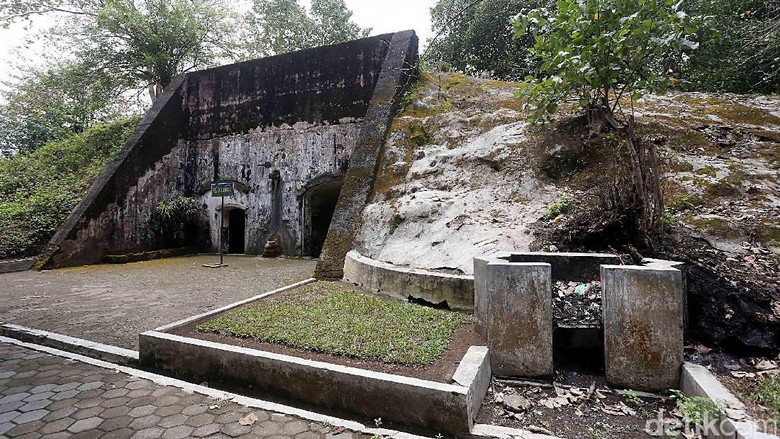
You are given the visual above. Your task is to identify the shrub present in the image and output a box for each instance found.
[149,196,202,248]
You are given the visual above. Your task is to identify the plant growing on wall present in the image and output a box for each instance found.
[516,0,705,246]
[150,196,202,248]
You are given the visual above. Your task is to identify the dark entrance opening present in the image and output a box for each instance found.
[228,209,246,254]
[303,181,342,257]
[553,326,605,377]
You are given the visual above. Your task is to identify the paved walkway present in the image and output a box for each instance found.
[0,256,316,350]
[0,340,370,439]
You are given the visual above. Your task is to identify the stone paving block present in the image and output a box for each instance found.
[0,401,24,414]
[163,424,194,439]
[98,415,133,432]
[68,416,103,433]
[192,423,222,437]
[72,406,104,420]
[283,420,310,436]
[181,404,208,416]
[39,416,76,434]
[221,422,253,437]
[484,261,553,377]
[13,408,49,424]
[24,391,54,402]
[7,419,46,436]
[101,405,131,419]
[159,413,187,428]
[18,398,52,412]
[185,412,216,427]
[50,389,79,401]
[128,405,157,418]
[0,410,20,423]
[42,406,77,422]
[132,426,165,439]
[0,392,30,405]
[129,414,161,430]
[602,264,685,391]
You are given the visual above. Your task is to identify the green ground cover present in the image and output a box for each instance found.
[197,281,470,365]
[0,118,138,259]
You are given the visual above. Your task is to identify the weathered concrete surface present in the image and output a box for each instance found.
[0,341,374,439]
[37,33,415,269]
[472,256,492,337]
[484,262,553,378]
[140,331,472,435]
[452,346,491,430]
[508,252,621,282]
[0,256,315,350]
[0,258,35,274]
[317,30,419,279]
[199,122,361,256]
[602,265,684,391]
[342,250,474,311]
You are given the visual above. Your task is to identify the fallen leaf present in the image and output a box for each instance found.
[331,426,347,435]
[731,371,756,379]
[595,390,607,399]
[618,401,637,416]
[239,413,258,426]
[755,359,778,371]
[725,409,746,421]
[724,363,742,371]
[695,344,712,354]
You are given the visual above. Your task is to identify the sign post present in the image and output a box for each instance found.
[203,182,235,269]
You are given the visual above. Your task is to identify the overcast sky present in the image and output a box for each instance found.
[0,1,436,85]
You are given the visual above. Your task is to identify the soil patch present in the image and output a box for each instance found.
[476,373,676,439]
[170,282,484,383]
[553,280,603,328]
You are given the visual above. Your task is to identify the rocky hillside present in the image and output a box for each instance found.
[353,72,780,354]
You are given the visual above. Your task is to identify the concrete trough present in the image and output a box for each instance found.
[139,279,490,436]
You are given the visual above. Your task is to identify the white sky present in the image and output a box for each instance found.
[0,1,436,85]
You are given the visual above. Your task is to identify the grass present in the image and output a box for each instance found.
[196,282,471,366]
[759,375,780,422]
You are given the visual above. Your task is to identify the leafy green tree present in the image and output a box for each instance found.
[79,0,233,100]
[683,0,779,93]
[0,62,126,156]
[428,0,548,79]
[243,0,369,57]
[517,0,704,245]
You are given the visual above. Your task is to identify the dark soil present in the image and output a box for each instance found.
[476,373,676,439]
[170,289,484,383]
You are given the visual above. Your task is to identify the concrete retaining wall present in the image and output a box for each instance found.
[0,258,35,274]
[342,250,474,311]
[139,278,490,435]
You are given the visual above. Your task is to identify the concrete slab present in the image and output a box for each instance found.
[602,265,684,391]
[0,255,316,350]
[484,261,553,378]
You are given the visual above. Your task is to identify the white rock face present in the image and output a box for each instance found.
[354,77,564,274]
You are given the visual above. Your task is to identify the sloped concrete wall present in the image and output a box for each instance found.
[37,32,416,269]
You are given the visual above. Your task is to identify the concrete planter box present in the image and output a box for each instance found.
[139,279,490,436]
[343,250,475,312]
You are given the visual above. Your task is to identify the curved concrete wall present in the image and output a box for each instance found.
[343,250,474,312]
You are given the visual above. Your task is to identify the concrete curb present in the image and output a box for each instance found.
[343,250,475,311]
[0,257,36,274]
[681,362,779,438]
[0,323,139,366]
[0,335,431,439]
[470,424,564,439]
[139,278,490,436]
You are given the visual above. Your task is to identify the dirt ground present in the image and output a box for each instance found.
[0,255,316,350]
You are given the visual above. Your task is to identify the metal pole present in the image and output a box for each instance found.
[219,195,224,266]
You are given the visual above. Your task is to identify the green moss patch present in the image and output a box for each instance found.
[196,282,470,366]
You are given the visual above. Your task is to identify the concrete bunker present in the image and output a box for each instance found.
[34,31,419,270]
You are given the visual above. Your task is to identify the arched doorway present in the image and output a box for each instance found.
[301,178,343,257]
[227,208,246,254]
